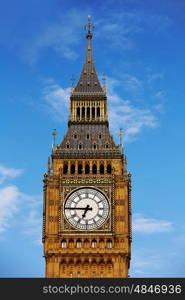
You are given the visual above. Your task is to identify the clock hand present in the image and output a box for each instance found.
[65,207,93,210]
[82,204,92,218]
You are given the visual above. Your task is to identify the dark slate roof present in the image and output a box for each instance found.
[72,34,105,96]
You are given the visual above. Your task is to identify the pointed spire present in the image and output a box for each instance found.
[72,16,105,96]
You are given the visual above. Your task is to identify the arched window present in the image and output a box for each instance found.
[66,143,70,149]
[78,164,82,174]
[91,240,97,248]
[78,143,82,150]
[107,164,112,174]
[76,240,82,248]
[106,144,109,148]
[99,134,102,139]
[63,164,68,174]
[82,107,85,119]
[97,107,100,118]
[93,143,97,149]
[71,164,75,174]
[92,107,95,119]
[92,164,97,174]
[106,240,112,249]
[77,107,80,120]
[87,107,90,119]
[85,164,90,174]
[86,133,90,139]
[61,239,67,248]
[100,164,104,174]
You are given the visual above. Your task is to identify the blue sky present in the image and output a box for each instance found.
[0,0,185,277]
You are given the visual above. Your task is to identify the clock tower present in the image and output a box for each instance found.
[42,16,132,278]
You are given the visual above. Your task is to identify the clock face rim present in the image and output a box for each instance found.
[63,187,110,231]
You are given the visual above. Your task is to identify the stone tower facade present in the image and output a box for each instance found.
[42,16,132,278]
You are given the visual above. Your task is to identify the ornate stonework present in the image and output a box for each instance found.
[42,16,131,278]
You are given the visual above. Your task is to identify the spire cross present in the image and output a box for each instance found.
[84,15,94,37]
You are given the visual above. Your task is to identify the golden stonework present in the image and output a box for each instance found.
[42,16,131,278]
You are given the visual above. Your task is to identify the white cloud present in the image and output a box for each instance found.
[133,213,174,234]
[22,206,42,246]
[0,179,42,246]
[42,81,70,121]
[122,74,143,93]
[0,165,23,184]
[106,77,157,141]
[0,185,21,233]
[21,9,90,64]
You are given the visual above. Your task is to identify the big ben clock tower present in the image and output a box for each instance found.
[42,16,132,278]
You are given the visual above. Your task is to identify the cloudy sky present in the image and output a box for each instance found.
[0,0,185,277]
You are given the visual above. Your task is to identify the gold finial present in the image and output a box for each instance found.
[52,129,57,146]
[84,15,94,38]
[118,128,124,144]
[118,128,124,153]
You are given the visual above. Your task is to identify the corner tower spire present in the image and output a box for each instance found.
[72,16,104,96]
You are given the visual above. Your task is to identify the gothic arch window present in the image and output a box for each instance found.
[93,143,97,149]
[92,107,95,119]
[99,133,102,139]
[66,143,70,149]
[86,133,90,139]
[87,107,90,119]
[91,239,97,248]
[106,144,109,148]
[106,239,112,249]
[92,164,97,174]
[78,164,83,174]
[63,164,68,174]
[73,133,77,139]
[76,240,82,248]
[77,107,80,120]
[82,107,85,119]
[100,164,104,174]
[61,239,67,248]
[85,164,90,174]
[97,107,100,118]
[107,164,112,174]
[78,143,82,150]
[71,164,75,174]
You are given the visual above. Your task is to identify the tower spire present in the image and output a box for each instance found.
[84,15,94,38]
[72,15,104,96]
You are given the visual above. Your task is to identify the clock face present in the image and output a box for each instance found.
[64,188,109,230]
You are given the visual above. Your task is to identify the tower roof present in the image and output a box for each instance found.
[72,16,105,96]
